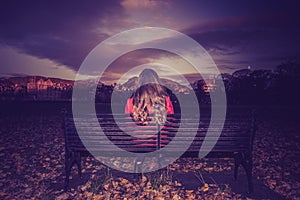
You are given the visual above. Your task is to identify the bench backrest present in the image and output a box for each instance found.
[64,111,255,156]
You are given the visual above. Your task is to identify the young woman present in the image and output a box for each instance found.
[124,69,174,149]
[125,68,174,125]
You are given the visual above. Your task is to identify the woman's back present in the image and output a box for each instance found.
[124,69,174,125]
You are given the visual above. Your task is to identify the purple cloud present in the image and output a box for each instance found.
[0,0,299,79]
[0,0,127,70]
[182,12,300,70]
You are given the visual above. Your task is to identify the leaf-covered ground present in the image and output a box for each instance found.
[0,106,299,199]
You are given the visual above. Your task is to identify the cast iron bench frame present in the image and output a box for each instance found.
[63,111,256,193]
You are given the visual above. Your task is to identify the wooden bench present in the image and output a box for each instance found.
[63,110,256,193]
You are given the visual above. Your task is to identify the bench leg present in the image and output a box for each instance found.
[65,161,70,191]
[64,150,72,191]
[75,152,82,178]
[245,158,253,193]
[64,151,76,191]
[241,153,253,193]
[234,153,242,180]
[248,163,253,193]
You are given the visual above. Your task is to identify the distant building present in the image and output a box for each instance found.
[27,77,37,93]
[203,78,216,93]
[194,78,216,93]
[36,78,53,90]
[26,77,61,100]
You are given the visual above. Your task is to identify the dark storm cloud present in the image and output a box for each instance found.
[99,49,180,83]
[183,11,300,70]
[185,13,299,48]
[0,0,127,70]
[1,0,299,78]
[106,49,176,73]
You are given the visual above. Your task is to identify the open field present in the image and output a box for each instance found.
[0,102,299,199]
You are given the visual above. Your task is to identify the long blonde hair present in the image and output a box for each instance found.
[132,69,167,125]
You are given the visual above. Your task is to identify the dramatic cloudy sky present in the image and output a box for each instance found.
[0,0,299,83]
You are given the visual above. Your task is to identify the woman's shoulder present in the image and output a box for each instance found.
[164,95,171,101]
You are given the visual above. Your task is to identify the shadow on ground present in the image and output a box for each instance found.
[173,171,284,199]
[50,167,284,199]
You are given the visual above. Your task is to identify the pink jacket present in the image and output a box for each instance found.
[125,96,174,114]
